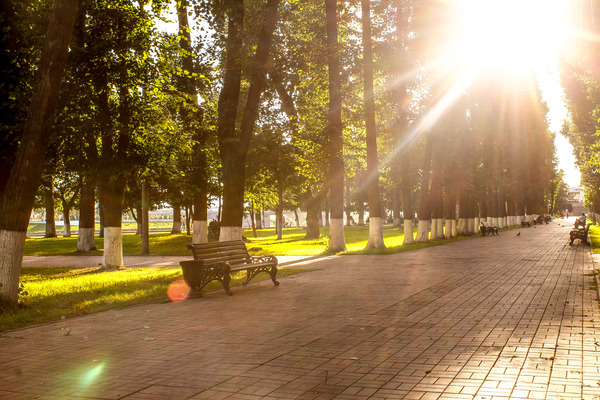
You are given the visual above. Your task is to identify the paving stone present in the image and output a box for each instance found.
[2,220,600,399]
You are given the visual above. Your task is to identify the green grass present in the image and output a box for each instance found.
[0,266,309,333]
[589,225,600,253]
[23,225,473,257]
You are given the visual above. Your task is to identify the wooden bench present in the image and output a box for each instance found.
[479,222,499,236]
[569,223,591,245]
[180,240,279,296]
[521,219,531,227]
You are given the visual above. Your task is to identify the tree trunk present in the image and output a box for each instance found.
[358,202,365,226]
[276,180,283,240]
[304,189,325,239]
[0,0,78,304]
[171,205,182,234]
[185,206,191,235]
[44,182,57,238]
[345,182,352,226]
[325,0,345,252]
[141,180,149,255]
[63,202,71,237]
[178,0,208,244]
[255,208,263,229]
[305,202,321,239]
[134,207,142,235]
[416,137,434,242]
[77,176,96,251]
[100,177,126,269]
[362,0,384,250]
[250,204,257,238]
[392,190,401,227]
[294,209,300,227]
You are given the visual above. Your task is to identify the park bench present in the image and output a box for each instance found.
[521,218,531,227]
[479,222,499,236]
[569,223,591,245]
[180,240,279,296]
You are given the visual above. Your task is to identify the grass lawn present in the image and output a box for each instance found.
[24,224,472,257]
[589,225,600,253]
[0,266,309,333]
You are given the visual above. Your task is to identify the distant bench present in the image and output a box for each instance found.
[569,223,591,245]
[180,240,279,296]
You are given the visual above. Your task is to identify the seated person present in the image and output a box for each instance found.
[574,213,587,229]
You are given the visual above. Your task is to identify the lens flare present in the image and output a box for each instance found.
[167,279,190,302]
[79,363,104,389]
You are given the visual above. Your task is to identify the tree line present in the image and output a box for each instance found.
[1,0,576,305]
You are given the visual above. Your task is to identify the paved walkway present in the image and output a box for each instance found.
[2,220,600,400]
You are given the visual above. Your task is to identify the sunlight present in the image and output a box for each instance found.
[454,0,569,71]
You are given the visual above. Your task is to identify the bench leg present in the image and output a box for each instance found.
[222,273,233,296]
[270,266,279,286]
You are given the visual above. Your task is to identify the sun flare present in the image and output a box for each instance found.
[455,0,570,71]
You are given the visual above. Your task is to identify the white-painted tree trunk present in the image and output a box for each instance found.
[394,216,401,227]
[437,219,445,239]
[403,219,415,244]
[457,218,468,235]
[77,228,96,252]
[103,227,123,268]
[366,217,385,249]
[192,220,208,243]
[492,217,499,227]
[451,219,457,237]
[171,221,182,234]
[0,230,27,301]
[468,218,475,234]
[329,218,346,252]
[486,217,492,226]
[416,220,430,242]
[430,218,438,240]
[445,219,453,238]
[220,226,242,241]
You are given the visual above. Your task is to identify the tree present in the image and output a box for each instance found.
[325,0,346,252]
[0,0,78,304]
[216,0,281,241]
[362,0,385,249]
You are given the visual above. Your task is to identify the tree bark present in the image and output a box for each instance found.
[77,176,96,251]
[394,1,414,245]
[325,0,345,252]
[44,181,57,238]
[0,0,78,303]
[171,205,182,234]
[177,0,208,244]
[362,0,385,250]
[141,180,149,255]
[100,177,126,269]
[304,188,326,239]
[416,137,434,242]
[62,201,71,237]
[276,180,283,240]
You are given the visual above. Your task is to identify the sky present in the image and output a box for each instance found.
[538,66,581,187]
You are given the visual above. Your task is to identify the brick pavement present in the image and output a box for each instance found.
[1,220,599,400]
